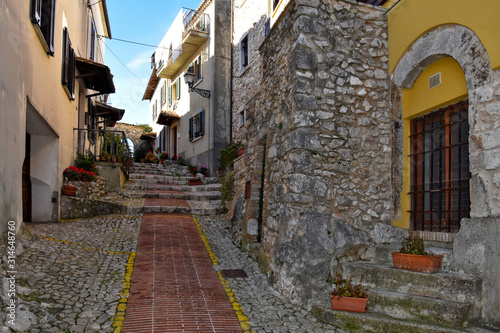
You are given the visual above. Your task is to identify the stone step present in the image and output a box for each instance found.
[146,191,221,201]
[368,288,477,327]
[187,200,222,216]
[362,244,454,271]
[182,184,221,192]
[143,205,191,214]
[311,304,493,333]
[342,262,480,303]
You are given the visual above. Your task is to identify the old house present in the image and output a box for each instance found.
[144,0,231,176]
[0,1,122,233]
[231,0,500,330]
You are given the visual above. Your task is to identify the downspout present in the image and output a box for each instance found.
[229,0,234,143]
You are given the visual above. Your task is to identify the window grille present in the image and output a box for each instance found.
[409,100,470,232]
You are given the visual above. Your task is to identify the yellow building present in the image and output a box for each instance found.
[0,1,120,233]
[387,0,500,326]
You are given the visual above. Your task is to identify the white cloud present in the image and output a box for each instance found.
[126,50,153,70]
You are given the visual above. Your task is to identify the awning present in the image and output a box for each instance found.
[140,132,157,141]
[157,110,180,126]
[142,68,159,100]
[95,101,125,121]
[76,57,115,95]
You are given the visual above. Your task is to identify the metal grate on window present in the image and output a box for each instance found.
[409,100,470,233]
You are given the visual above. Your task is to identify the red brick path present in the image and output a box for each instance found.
[122,213,243,332]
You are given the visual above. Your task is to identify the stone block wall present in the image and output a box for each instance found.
[232,0,392,304]
[63,177,106,200]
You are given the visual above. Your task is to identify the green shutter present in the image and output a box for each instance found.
[168,84,172,107]
[176,78,181,99]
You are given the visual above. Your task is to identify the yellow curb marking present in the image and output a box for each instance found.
[111,252,136,333]
[193,217,254,333]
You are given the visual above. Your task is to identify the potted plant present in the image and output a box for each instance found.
[62,184,77,196]
[188,177,202,186]
[392,231,443,273]
[199,165,208,176]
[330,273,369,313]
[159,152,169,164]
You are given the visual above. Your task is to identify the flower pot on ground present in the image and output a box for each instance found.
[237,146,245,157]
[330,273,369,313]
[189,177,202,186]
[392,231,443,273]
[62,184,77,196]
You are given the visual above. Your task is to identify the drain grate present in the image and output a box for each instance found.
[221,269,248,279]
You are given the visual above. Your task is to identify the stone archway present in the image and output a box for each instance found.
[391,24,497,219]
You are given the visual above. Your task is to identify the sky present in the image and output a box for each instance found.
[104,0,203,125]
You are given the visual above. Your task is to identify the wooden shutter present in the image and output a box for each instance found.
[90,19,96,61]
[68,48,76,98]
[31,0,42,26]
[62,27,70,86]
[176,78,181,99]
[41,0,56,55]
[189,117,194,141]
[168,84,173,107]
[199,109,205,136]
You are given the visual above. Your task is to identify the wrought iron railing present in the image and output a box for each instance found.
[74,128,133,178]
[182,9,209,39]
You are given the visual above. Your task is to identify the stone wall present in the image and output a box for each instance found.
[63,177,106,200]
[114,123,151,156]
[232,0,391,304]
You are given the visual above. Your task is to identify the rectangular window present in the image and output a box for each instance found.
[189,109,205,141]
[90,19,96,61]
[188,57,202,84]
[239,111,245,127]
[409,100,470,233]
[61,27,76,100]
[240,35,249,69]
[31,0,56,56]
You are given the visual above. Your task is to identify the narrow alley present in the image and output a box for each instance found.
[1,163,339,332]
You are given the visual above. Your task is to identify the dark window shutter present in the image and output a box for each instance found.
[90,19,96,61]
[69,48,76,98]
[31,0,42,26]
[62,27,69,86]
[189,117,194,141]
[41,0,56,55]
[199,109,205,136]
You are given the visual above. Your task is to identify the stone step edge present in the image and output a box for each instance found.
[311,304,488,333]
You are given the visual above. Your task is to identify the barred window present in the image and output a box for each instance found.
[409,100,470,233]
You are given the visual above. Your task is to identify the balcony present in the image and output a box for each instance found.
[157,9,209,79]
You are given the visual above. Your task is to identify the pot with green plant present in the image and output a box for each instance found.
[330,273,369,313]
[392,231,443,273]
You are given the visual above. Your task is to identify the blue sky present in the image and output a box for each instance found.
[105,0,203,125]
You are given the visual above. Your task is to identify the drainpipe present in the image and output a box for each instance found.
[229,0,234,143]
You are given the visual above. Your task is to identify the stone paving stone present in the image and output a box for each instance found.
[0,214,142,332]
[196,215,344,333]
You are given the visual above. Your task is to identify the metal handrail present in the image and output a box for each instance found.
[74,128,133,179]
[182,10,209,39]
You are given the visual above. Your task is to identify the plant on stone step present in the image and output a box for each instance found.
[400,230,427,255]
[330,273,368,299]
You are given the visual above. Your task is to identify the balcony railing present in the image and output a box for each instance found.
[182,9,209,39]
[74,128,133,178]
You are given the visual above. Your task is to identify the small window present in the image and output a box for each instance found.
[31,0,56,56]
[61,27,76,100]
[188,57,202,84]
[240,34,249,69]
[90,19,96,61]
[239,111,245,127]
[189,109,205,141]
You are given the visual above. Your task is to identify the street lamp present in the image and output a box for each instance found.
[184,71,211,98]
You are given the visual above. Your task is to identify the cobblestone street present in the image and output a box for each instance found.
[1,212,340,332]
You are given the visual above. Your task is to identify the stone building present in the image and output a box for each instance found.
[231,0,500,330]
[143,0,231,175]
[0,1,121,233]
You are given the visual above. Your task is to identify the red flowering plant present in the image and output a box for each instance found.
[159,151,169,160]
[63,166,97,182]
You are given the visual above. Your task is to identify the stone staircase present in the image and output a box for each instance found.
[124,162,222,215]
[312,244,495,333]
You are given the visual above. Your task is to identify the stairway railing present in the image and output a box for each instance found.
[74,128,133,179]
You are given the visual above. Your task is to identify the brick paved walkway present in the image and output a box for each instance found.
[122,213,243,332]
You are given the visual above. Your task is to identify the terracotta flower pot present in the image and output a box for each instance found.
[330,295,369,313]
[62,185,77,196]
[238,146,245,157]
[392,252,443,273]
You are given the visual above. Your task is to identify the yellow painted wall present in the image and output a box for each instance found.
[387,0,500,73]
[393,57,468,229]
